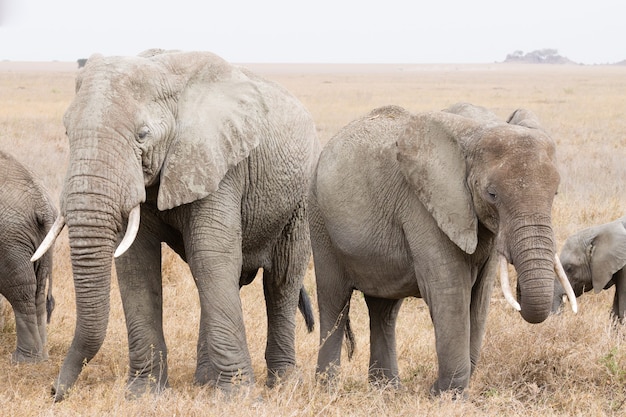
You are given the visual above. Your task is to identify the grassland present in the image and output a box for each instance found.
[0,61,625,416]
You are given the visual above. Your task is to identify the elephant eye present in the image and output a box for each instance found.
[137,126,151,141]
[486,188,497,202]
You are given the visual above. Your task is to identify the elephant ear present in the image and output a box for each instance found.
[590,221,626,293]
[396,112,478,254]
[443,102,501,125]
[157,64,268,210]
[506,108,542,130]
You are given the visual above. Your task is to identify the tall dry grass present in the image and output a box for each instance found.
[0,61,625,416]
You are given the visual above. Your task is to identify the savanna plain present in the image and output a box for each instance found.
[0,61,625,416]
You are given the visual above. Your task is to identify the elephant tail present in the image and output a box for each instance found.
[344,316,355,360]
[298,286,315,332]
[46,278,55,324]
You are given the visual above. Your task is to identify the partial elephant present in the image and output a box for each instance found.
[553,216,626,321]
[0,150,56,362]
[33,50,320,400]
[310,103,576,396]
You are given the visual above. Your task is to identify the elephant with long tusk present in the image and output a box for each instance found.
[32,49,320,401]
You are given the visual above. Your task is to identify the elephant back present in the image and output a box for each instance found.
[0,150,57,239]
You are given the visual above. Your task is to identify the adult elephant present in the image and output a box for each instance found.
[553,216,626,321]
[309,103,576,396]
[0,150,56,362]
[33,50,320,400]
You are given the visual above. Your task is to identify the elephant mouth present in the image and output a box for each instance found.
[497,255,577,314]
[31,205,141,262]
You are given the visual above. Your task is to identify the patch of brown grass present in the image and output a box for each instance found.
[1,62,625,416]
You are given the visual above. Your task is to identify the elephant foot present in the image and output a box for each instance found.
[194,366,254,392]
[266,365,299,388]
[51,385,65,403]
[193,376,256,402]
[314,368,343,394]
[125,375,169,400]
[609,312,626,326]
[11,349,47,364]
[429,381,468,400]
[368,373,403,390]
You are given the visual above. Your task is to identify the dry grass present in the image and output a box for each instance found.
[1,61,625,416]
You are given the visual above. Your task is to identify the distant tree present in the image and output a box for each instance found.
[506,50,525,61]
[77,58,87,68]
[538,49,558,57]
[528,49,559,63]
[503,49,575,64]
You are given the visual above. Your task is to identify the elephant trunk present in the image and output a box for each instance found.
[506,215,556,324]
[53,134,144,401]
[53,191,119,400]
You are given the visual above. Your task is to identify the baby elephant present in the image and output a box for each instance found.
[553,216,626,321]
[0,150,56,362]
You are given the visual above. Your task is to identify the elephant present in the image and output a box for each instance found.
[553,215,626,321]
[0,150,56,362]
[309,103,576,396]
[32,49,320,400]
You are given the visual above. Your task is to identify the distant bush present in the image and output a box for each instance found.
[77,58,87,68]
[504,49,576,64]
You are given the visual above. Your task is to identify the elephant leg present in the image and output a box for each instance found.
[469,260,496,373]
[310,196,354,383]
[263,210,310,387]
[34,271,49,361]
[34,250,53,361]
[364,295,403,387]
[3,257,45,362]
[312,244,352,381]
[13,311,45,362]
[316,284,352,384]
[611,269,626,322]
[193,267,252,388]
[187,211,253,389]
[426,273,472,396]
[115,213,167,398]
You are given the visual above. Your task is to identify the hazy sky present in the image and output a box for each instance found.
[0,0,623,64]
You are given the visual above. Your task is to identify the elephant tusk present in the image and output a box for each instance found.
[31,215,66,262]
[114,205,141,258]
[499,256,521,311]
[554,254,578,314]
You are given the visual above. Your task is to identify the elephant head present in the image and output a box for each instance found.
[397,106,576,323]
[32,50,275,398]
[553,216,626,318]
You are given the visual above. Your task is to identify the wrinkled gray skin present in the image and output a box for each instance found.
[0,150,56,362]
[52,50,320,400]
[553,216,626,321]
[310,103,562,396]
